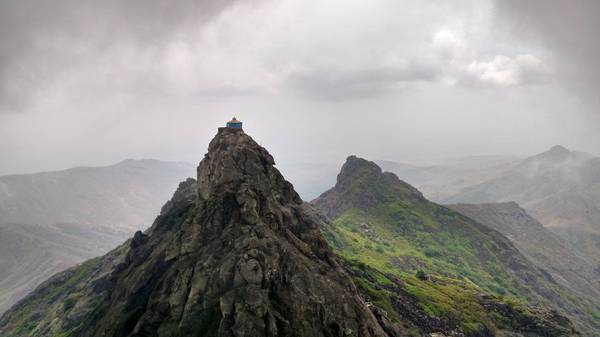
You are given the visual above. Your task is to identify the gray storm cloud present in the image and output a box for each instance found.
[0,0,598,176]
[0,0,552,112]
[493,0,600,108]
[286,61,441,100]
[0,0,239,113]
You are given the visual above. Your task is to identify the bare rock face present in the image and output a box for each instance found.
[315,156,424,220]
[0,128,392,337]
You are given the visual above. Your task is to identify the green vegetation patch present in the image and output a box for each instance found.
[323,203,571,336]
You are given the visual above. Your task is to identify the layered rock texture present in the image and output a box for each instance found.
[0,128,391,337]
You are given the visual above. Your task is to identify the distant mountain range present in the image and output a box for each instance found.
[375,146,600,266]
[376,155,522,202]
[449,202,600,306]
[0,159,195,316]
[437,146,600,264]
[0,159,195,229]
[0,222,130,315]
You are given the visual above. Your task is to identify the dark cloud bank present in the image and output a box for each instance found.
[1,0,599,175]
[0,0,239,112]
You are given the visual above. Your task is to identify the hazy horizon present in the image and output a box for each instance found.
[0,140,589,177]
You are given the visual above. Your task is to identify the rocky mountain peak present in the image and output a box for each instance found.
[313,156,423,219]
[336,155,384,186]
[0,128,396,337]
[335,156,414,194]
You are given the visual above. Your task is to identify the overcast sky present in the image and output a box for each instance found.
[1,0,599,175]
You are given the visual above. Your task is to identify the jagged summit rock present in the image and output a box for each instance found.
[197,127,300,204]
[315,156,424,219]
[0,128,392,337]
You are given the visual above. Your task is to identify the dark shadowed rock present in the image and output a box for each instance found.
[0,128,393,337]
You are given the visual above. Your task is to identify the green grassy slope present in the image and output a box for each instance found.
[313,156,599,336]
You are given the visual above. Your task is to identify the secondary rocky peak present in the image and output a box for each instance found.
[336,155,383,185]
[314,156,424,219]
[334,156,412,194]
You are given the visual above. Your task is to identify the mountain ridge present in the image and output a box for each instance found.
[448,202,600,304]
[0,222,131,315]
[441,145,600,264]
[313,155,597,335]
[0,159,195,229]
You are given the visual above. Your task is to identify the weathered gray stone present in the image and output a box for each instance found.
[0,128,392,337]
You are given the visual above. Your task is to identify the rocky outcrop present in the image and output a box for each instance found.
[0,128,395,337]
[315,156,424,219]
